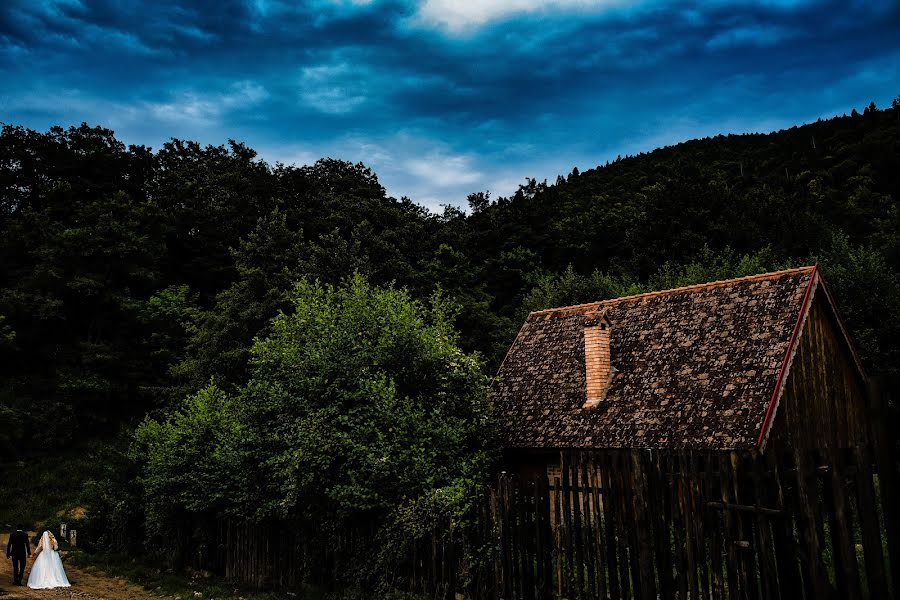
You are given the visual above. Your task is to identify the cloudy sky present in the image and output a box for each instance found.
[1,1,898,210]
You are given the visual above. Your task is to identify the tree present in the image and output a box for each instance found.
[467,191,491,214]
[174,209,307,388]
[133,275,493,584]
[240,275,492,522]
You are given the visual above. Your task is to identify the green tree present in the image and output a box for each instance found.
[175,209,307,388]
[133,275,493,585]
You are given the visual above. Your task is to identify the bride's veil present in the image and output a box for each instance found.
[28,528,70,588]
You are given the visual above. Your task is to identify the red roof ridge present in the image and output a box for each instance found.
[529,265,817,317]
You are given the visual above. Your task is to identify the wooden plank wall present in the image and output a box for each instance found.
[768,296,869,450]
[475,446,899,600]
[217,442,900,600]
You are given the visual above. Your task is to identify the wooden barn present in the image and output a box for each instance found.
[492,265,870,475]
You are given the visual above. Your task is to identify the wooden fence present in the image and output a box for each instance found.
[216,443,900,599]
[467,446,900,600]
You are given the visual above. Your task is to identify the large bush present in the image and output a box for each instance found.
[132,274,493,585]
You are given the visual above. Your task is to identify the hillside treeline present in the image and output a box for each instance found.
[1,99,899,455]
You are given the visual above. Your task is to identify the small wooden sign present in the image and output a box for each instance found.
[69,530,76,547]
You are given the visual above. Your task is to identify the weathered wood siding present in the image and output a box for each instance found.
[768,294,868,449]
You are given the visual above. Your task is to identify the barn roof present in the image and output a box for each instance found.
[492,265,862,450]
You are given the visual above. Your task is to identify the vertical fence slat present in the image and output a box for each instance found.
[554,474,563,599]
[580,458,597,600]
[681,450,700,600]
[825,447,863,599]
[519,479,534,600]
[854,444,891,600]
[793,448,832,600]
[718,452,741,600]
[650,451,675,600]
[870,381,900,599]
[571,454,585,599]
[690,451,711,600]
[668,452,688,600]
[601,451,622,600]
[704,453,725,600]
[730,452,757,600]
[750,452,779,600]
[616,451,637,600]
[589,456,608,600]
[562,454,575,598]
[213,441,899,600]
[632,450,658,600]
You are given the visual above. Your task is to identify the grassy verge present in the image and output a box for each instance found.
[0,438,112,529]
[65,548,309,600]
[65,549,428,600]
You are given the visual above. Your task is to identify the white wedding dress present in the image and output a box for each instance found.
[27,531,71,589]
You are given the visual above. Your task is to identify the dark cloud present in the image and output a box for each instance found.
[1,0,898,209]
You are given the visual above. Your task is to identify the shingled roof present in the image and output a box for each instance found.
[492,265,861,450]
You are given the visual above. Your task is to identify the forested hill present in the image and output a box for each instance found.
[1,100,899,454]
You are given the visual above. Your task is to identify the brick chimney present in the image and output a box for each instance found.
[583,309,613,409]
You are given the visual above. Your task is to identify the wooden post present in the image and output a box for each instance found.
[632,450,658,600]
[704,454,725,600]
[718,453,740,600]
[580,459,597,599]
[853,444,890,599]
[822,448,862,599]
[554,474,563,599]
[689,452,710,600]
[518,481,534,600]
[562,455,575,598]
[729,452,757,599]
[766,450,803,599]
[670,452,688,597]
[869,379,900,595]
[681,451,700,599]
[600,451,621,600]
[792,448,832,599]
[588,456,609,600]
[614,451,636,600]
[649,451,675,600]
[750,453,778,599]
[571,455,585,599]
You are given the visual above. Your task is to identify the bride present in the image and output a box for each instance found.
[27,531,71,589]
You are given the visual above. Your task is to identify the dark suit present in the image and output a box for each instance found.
[6,529,30,584]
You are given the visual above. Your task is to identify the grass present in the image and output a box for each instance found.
[65,548,294,600]
[0,438,111,529]
[0,439,427,600]
[65,549,426,600]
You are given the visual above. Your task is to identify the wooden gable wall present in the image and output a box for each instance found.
[767,293,869,450]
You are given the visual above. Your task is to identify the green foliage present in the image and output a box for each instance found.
[0,438,110,529]
[4,109,900,453]
[66,548,296,600]
[0,315,13,347]
[521,265,642,314]
[241,275,491,520]
[130,276,492,587]
[3,103,900,593]
[812,232,900,375]
[646,245,789,290]
[133,385,244,549]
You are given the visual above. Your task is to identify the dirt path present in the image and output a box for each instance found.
[0,534,158,600]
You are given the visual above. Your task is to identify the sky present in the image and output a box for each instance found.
[1,1,899,211]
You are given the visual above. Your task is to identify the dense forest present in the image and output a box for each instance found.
[1,99,899,592]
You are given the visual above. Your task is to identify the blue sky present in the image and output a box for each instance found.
[1,0,899,211]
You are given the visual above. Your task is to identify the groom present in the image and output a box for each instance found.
[6,525,30,585]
